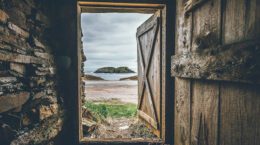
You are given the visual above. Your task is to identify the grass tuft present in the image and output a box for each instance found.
[84,101,137,119]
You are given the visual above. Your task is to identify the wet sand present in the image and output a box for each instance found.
[84,80,138,104]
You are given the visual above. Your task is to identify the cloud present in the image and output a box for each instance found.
[81,13,152,72]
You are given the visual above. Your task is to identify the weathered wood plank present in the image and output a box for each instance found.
[190,0,221,145]
[79,0,165,14]
[223,0,258,44]
[81,6,158,13]
[80,138,163,145]
[137,10,162,136]
[174,0,192,144]
[220,82,260,145]
[78,0,166,6]
[171,41,260,84]
[138,110,158,129]
[173,1,260,145]
[160,5,174,142]
[174,78,191,145]
[191,80,219,145]
[184,0,210,16]
[219,1,260,145]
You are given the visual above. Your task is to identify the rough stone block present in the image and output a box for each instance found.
[0,10,9,23]
[34,52,52,60]
[29,76,46,87]
[0,77,17,84]
[0,50,47,64]
[33,38,46,49]
[0,123,16,145]
[4,0,31,16]
[35,67,56,76]
[10,114,63,145]
[35,70,49,76]
[10,63,26,76]
[23,0,36,8]
[22,115,31,126]
[42,95,58,104]
[7,22,29,38]
[39,104,58,121]
[36,66,50,72]
[45,81,55,87]
[0,43,13,52]
[35,12,50,27]
[32,90,46,100]
[46,89,54,95]
[5,9,27,30]
[49,67,56,75]
[0,92,30,113]
[0,33,31,54]
[0,82,24,93]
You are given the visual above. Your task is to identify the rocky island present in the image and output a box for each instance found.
[94,67,135,73]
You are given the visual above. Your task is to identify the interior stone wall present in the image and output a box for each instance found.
[0,0,64,144]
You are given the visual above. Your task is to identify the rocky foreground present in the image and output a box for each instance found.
[82,102,158,139]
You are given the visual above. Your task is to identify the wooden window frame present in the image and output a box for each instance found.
[76,1,175,144]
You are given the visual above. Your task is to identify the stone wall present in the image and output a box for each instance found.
[81,30,86,104]
[0,0,63,144]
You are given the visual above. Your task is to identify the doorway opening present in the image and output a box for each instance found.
[76,2,172,144]
[81,13,157,139]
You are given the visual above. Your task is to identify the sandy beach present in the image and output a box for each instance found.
[84,80,138,104]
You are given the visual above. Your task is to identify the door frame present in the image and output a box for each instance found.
[76,1,175,144]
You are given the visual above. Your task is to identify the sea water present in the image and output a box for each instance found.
[86,73,137,81]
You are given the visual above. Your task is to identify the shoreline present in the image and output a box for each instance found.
[83,73,137,81]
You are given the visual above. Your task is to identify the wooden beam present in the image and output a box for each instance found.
[79,1,165,13]
[138,110,159,130]
[80,138,163,145]
[171,40,260,84]
[79,1,165,7]
[81,6,157,13]
[78,0,166,5]
[184,0,210,16]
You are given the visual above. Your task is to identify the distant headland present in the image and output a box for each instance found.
[94,67,135,73]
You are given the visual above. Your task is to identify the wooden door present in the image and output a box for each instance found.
[172,0,260,145]
[136,10,162,137]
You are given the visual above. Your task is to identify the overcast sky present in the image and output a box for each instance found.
[81,13,152,73]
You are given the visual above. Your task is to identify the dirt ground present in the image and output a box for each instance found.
[83,117,157,139]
